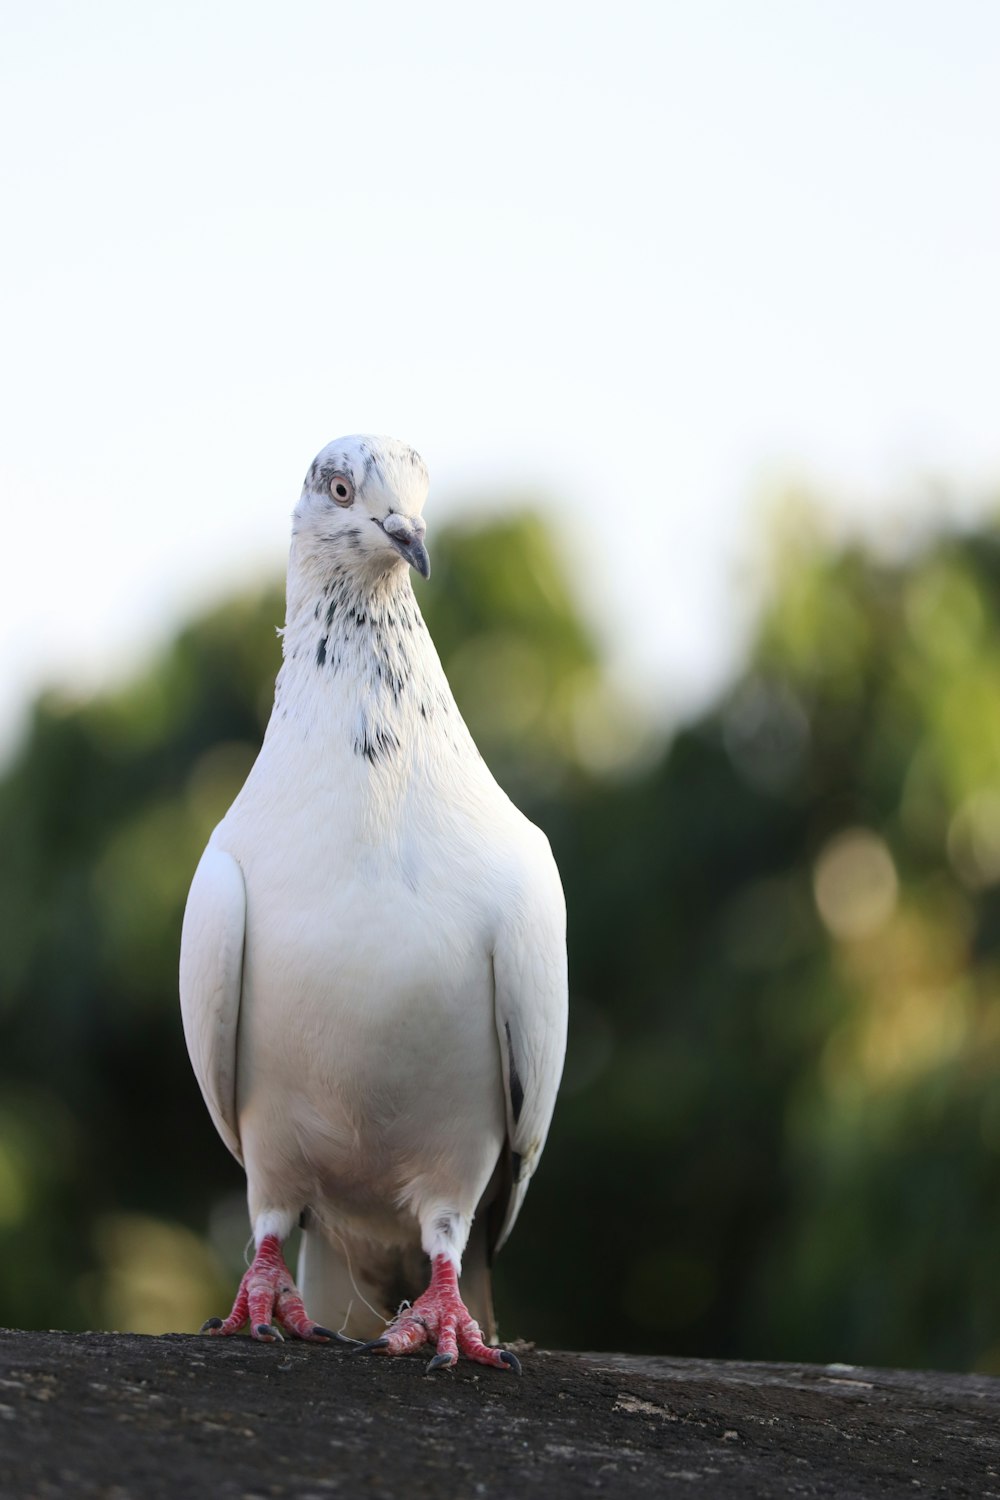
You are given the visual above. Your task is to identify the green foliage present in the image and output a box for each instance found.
[4,502,1000,1372]
[414,512,610,794]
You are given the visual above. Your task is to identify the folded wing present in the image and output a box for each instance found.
[179,844,246,1163]
[490,841,568,1255]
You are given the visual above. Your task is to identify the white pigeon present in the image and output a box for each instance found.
[179,434,568,1372]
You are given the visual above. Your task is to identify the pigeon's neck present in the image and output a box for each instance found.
[270,557,467,769]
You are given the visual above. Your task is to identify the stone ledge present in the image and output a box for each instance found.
[1,1328,997,1498]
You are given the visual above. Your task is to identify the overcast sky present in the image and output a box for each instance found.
[2,1,998,757]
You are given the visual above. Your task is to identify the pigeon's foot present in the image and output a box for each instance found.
[202,1233,344,1344]
[358,1254,522,1374]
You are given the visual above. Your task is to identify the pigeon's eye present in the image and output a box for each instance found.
[330,474,354,507]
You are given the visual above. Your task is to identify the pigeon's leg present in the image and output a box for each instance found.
[202,1214,345,1344]
[361,1247,521,1374]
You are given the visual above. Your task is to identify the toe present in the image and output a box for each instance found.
[381,1314,435,1357]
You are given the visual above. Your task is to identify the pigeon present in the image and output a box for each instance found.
[179,434,568,1372]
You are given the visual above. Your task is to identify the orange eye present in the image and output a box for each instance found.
[330,473,354,506]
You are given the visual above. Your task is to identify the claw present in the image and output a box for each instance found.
[426,1352,455,1373]
[499,1349,522,1376]
[311,1325,353,1345]
[255,1323,284,1342]
[353,1336,390,1355]
[200,1317,224,1333]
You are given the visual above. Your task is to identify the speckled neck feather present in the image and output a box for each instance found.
[271,552,467,768]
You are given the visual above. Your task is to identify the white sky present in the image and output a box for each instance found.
[1,1,998,757]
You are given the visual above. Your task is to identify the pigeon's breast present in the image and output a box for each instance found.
[216,768,512,1221]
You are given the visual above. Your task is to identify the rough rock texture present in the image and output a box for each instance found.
[1,1329,998,1498]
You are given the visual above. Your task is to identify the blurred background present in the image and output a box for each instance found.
[2,1,1000,1373]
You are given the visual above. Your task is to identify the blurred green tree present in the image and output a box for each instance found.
[3,499,1000,1375]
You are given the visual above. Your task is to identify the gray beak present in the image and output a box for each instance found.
[393,533,431,579]
[380,516,431,579]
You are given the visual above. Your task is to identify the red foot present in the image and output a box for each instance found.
[361,1254,521,1374]
[202,1234,340,1343]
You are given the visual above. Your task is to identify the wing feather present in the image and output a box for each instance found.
[490,833,568,1253]
[179,844,246,1163]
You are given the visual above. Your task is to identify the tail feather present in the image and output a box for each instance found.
[296,1213,497,1344]
[295,1221,417,1340]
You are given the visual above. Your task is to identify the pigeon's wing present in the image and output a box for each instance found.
[179,844,246,1163]
[489,834,568,1255]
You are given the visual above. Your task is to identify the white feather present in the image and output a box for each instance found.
[179,845,246,1163]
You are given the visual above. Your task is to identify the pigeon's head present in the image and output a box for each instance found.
[293,434,431,581]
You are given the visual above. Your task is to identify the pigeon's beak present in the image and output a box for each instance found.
[379,516,431,580]
[395,533,431,580]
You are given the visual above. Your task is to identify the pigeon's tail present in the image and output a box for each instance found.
[296,1214,497,1345]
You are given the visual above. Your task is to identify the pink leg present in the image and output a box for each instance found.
[202,1234,345,1344]
[358,1254,521,1374]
